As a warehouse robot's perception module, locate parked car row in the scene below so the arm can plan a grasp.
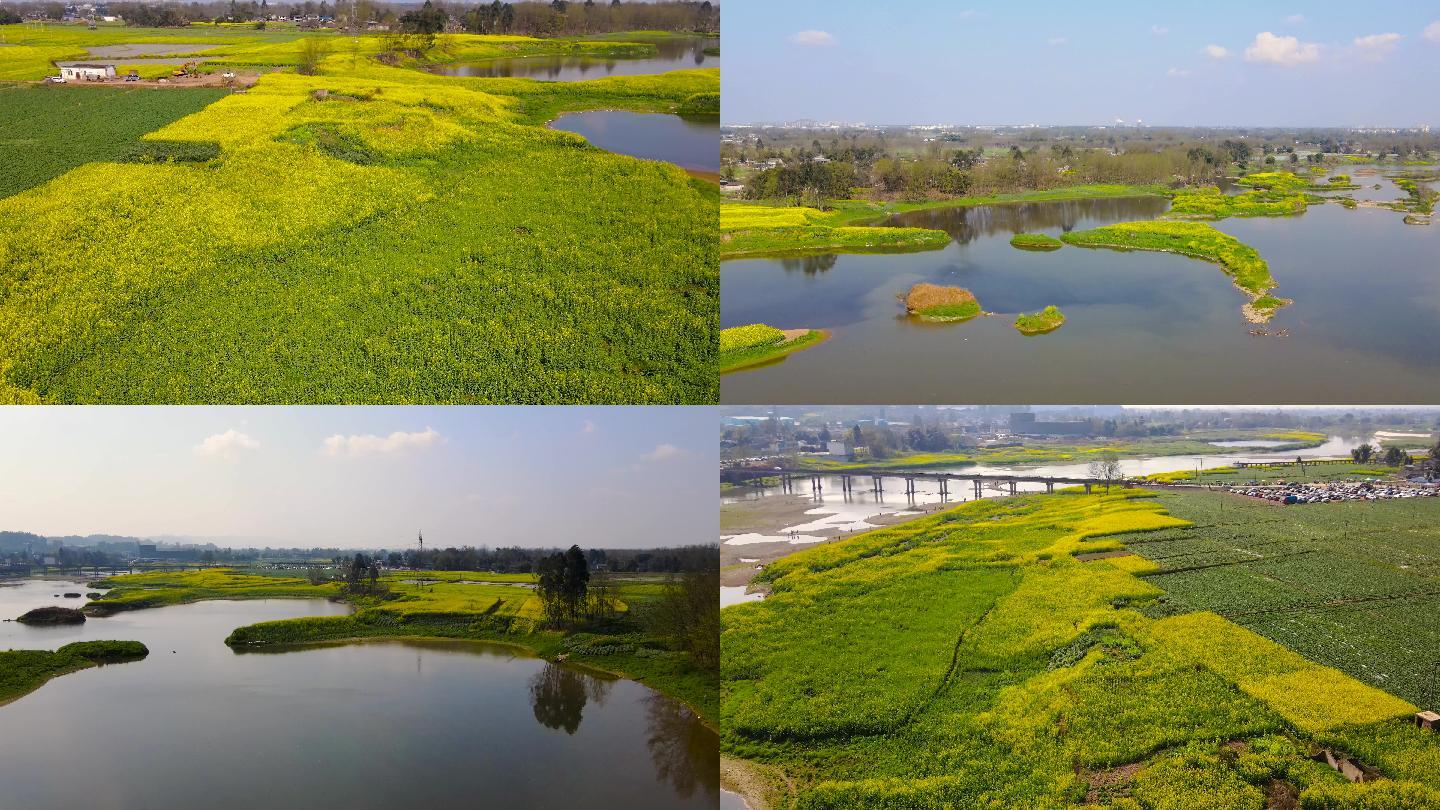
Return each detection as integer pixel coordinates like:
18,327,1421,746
1229,481,1439,504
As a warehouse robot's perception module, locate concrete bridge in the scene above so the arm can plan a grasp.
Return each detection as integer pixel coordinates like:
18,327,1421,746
722,466,1130,499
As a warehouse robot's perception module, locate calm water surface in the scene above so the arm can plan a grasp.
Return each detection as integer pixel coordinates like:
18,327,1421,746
433,36,717,79
0,580,717,810
722,177,1440,403
551,110,718,174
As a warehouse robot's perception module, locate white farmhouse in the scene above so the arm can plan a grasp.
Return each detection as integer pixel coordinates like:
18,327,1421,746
59,63,116,81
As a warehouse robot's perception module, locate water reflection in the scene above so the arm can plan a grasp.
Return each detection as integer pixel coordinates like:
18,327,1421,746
888,196,1170,244
529,660,614,734
779,254,839,274
644,691,721,800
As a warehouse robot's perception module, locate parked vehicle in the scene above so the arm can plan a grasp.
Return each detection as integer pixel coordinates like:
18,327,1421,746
45,75,65,83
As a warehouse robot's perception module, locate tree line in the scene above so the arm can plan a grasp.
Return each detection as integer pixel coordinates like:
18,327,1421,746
3,0,717,33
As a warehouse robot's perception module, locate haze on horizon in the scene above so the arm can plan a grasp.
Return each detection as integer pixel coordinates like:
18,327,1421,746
722,0,1440,128
0,407,716,550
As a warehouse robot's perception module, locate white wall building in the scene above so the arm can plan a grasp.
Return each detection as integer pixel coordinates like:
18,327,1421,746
59,64,116,81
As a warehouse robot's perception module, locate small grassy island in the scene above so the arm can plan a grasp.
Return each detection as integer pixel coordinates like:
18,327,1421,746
0,641,148,707
1014,305,1066,335
903,283,983,322
1059,221,1288,323
1009,233,1063,251
720,203,949,259
718,323,828,374
16,606,86,625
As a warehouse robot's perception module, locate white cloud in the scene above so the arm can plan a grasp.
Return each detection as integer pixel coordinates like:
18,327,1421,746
1284,14,1305,25
1166,67,1192,78
642,443,688,462
1426,21,1440,44
581,420,597,435
194,429,259,459
1151,25,1169,36
1244,31,1320,66
1353,32,1401,60
1048,36,1068,46
788,30,835,46
957,9,981,19
1204,44,1230,59
321,427,442,457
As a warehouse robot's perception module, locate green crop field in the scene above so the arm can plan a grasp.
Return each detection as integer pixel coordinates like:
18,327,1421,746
0,27,718,404
1115,491,1440,707
722,491,1440,809
0,85,229,198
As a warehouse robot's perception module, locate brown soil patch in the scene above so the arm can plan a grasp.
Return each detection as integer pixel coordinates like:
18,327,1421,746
1083,763,1142,803
904,283,976,314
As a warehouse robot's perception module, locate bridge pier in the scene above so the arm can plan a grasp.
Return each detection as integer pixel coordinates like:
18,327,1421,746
939,478,949,499
1046,482,1054,494
1009,481,1017,496
1084,482,1092,494
811,475,822,495
973,479,983,500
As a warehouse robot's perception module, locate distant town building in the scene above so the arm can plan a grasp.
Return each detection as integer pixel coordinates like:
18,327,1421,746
826,440,849,458
1009,412,1090,437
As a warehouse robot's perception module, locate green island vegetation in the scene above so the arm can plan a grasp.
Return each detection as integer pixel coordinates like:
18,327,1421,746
1141,462,1404,485
87,561,719,723
1392,176,1438,215
1058,221,1288,323
1014,305,1066,335
796,429,1330,472
722,489,1440,809
0,23,718,405
903,283,982,323
0,640,149,707
718,323,828,374
1009,233,1063,251
1165,185,1308,219
719,203,949,259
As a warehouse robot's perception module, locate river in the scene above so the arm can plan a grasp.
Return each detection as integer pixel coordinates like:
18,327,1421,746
551,110,719,175
721,170,1440,403
0,579,718,810
720,433,1374,546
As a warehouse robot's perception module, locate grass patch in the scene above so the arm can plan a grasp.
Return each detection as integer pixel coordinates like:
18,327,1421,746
1014,305,1065,335
718,325,826,374
1059,220,1283,322
0,640,148,706
904,283,981,322
1009,233,1062,251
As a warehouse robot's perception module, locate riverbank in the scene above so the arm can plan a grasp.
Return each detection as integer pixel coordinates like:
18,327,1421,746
719,185,1168,260
86,568,718,726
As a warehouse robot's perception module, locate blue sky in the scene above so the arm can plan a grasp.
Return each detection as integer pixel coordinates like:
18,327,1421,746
722,1,1440,126
0,407,716,549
